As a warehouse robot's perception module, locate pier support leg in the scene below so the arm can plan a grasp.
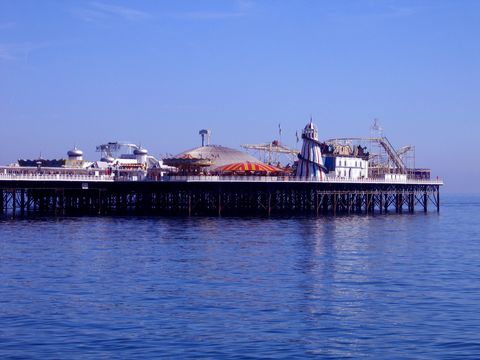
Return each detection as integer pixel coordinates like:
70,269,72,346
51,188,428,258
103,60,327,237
12,189,16,218
356,194,362,213
268,191,271,217
53,190,58,216
20,189,25,217
27,191,31,214
366,194,372,214
436,188,440,213
333,194,337,215
218,190,222,217
188,193,192,216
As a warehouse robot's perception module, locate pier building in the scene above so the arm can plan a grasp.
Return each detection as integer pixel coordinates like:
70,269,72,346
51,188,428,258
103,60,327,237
322,143,369,179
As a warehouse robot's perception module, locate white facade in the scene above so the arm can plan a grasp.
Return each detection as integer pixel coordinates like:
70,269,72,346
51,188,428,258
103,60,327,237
384,174,407,182
330,157,368,179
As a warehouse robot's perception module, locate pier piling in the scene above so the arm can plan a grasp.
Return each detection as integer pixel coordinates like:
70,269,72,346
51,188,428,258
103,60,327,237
0,179,442,217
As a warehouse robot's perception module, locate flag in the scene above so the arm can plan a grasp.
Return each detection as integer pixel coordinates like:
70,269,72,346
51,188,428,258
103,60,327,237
296,131,299,143
278,123,282,137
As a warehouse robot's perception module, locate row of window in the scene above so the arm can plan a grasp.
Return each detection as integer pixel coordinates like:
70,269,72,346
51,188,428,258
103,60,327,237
336,169,366,177
336,159,366,168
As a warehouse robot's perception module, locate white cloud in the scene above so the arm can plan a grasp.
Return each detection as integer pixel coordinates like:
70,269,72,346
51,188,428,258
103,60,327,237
174,11,245,20
0,42,49,62
172,0,254,20
90,2,150,21
72,2,150,23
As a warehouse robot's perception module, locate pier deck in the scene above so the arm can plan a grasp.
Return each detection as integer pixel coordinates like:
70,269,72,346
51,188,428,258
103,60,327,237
0,174,442,217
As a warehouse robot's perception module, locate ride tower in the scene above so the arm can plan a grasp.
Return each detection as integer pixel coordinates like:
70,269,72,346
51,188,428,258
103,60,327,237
296,119,327,179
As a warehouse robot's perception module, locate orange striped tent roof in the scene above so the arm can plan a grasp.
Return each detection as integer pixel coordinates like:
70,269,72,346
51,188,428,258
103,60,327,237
215,161,282,173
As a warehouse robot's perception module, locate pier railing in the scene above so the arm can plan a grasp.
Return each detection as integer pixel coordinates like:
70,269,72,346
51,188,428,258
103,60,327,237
0,173,115,182
160,175,443,185
0,172,443,185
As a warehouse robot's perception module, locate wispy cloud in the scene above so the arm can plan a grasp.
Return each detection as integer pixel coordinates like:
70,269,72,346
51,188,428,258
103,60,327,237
0,45,15,60
372,3,418,18
0,22,15,30
325,1,424,21
172,0,254,20
174,11,245,20
90,2,150,20
0,42,49,62
71,2,150,23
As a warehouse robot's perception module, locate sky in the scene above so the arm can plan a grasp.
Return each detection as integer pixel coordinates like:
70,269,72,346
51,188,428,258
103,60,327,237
1,0,479,193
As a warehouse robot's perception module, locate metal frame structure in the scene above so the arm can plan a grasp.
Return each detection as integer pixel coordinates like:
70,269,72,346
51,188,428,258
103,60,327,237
241,141,298,164
0,179,440,218
325,137,421,177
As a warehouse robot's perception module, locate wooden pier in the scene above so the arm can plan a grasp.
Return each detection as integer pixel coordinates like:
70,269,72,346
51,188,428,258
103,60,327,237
0,176,441,217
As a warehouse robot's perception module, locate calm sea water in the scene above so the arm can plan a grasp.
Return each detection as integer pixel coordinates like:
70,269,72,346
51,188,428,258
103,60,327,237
1,195,480,359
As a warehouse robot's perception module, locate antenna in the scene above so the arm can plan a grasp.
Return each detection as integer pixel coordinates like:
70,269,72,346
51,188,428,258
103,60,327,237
371,118,383,137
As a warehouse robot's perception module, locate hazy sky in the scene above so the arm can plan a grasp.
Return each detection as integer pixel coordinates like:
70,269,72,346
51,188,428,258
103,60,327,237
1,0,479,193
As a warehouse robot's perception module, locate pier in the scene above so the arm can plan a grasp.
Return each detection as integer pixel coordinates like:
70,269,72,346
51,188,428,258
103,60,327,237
0,120,443,217
0,174,441,217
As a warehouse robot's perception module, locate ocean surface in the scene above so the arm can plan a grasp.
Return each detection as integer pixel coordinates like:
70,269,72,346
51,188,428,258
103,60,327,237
1,194,480,359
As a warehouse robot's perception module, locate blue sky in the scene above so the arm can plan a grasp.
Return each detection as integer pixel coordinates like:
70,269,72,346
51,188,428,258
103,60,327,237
1,0,479,192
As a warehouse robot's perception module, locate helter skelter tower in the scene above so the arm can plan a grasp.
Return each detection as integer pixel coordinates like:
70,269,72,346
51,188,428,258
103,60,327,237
296,119,327,179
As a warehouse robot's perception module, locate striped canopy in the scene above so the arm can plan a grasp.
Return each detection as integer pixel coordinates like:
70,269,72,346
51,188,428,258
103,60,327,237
215,161,282,173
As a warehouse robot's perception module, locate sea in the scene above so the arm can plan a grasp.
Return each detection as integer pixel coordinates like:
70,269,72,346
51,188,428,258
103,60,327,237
1,194,479,359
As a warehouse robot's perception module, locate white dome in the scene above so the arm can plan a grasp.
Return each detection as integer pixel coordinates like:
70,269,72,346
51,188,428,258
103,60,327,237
175,145,260,170
134,148,148,156
101,156,115,163
67,148,83,157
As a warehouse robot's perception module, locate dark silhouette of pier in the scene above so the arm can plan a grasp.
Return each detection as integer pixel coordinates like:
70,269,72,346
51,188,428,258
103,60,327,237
0,177,440,217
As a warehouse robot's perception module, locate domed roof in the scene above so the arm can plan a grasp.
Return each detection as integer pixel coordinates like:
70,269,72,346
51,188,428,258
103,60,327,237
101,156,115,163
303,119,319,141
215,161,281,173
304,119,317,130
67,148,83,157
175,145,260,170
134,148,148,155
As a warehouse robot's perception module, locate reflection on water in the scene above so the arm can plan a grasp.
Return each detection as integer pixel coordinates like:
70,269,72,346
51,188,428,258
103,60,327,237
1,196,480,358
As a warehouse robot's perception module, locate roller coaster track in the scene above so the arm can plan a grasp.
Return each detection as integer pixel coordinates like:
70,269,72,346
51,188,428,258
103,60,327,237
325,137,407,174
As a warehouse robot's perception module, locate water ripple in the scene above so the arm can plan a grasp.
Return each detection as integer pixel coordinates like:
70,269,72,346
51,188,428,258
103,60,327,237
1,195,480,358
